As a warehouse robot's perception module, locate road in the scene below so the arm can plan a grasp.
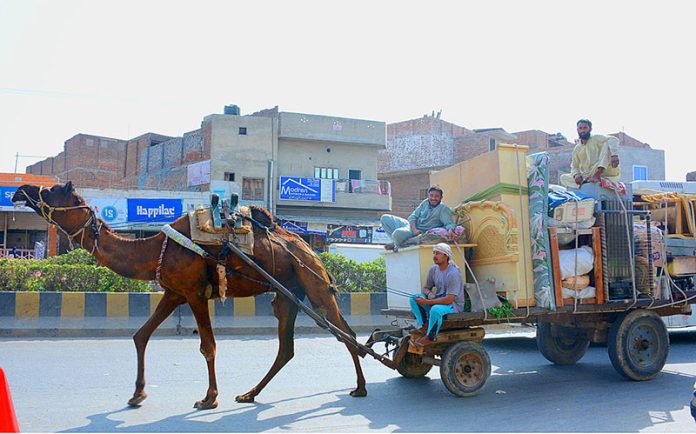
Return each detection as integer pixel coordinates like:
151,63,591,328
2,330,695,432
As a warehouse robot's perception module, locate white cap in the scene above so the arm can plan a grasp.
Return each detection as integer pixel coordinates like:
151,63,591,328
432,243,452,258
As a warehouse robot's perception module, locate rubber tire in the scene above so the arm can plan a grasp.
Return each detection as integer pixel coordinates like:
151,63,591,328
396,342,433,378
536,322,590,365
608,309,669,381
440,341,491,397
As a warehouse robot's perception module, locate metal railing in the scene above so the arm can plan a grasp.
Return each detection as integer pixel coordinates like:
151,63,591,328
335,179,391,195
0,248,37,259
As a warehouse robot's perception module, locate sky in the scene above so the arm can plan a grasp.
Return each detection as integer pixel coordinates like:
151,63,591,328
1,0,694,180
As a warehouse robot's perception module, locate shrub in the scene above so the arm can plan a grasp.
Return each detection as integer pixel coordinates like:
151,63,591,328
319,252,386,293
0,249,151,292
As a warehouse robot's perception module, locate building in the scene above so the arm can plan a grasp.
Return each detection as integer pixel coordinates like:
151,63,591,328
27,106,391,250
378,114,666,217
0,173,59,258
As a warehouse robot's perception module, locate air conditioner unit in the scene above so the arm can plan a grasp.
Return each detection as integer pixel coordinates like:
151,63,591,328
631,180,696,194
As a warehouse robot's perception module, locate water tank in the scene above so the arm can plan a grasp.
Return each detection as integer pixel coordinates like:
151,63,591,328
224,105,240,116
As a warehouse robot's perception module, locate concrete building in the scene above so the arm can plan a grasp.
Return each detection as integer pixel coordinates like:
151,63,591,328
378,114,666,218
27,106,390,250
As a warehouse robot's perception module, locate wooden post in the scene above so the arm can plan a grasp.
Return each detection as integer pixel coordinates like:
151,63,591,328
592,227,604,305
48,224,58,257
549,227,564,307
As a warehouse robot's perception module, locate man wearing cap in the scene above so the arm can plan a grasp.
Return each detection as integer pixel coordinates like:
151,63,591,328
409,243,466,347
380,186,457,251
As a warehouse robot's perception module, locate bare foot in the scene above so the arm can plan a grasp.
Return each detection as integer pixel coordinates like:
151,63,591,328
384,243,395,251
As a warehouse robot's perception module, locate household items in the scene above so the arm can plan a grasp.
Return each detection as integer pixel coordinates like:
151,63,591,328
558,246,594,280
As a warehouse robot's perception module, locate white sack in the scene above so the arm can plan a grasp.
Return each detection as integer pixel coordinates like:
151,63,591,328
562,286,596,300
559,245,594,279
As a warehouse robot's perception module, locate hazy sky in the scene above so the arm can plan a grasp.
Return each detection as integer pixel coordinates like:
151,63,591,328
1,0,694,180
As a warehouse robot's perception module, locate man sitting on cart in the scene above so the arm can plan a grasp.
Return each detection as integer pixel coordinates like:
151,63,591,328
559,118,621,189
409,243,466,347
380,186,460,251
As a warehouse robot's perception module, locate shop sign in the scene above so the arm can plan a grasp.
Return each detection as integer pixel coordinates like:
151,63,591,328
371,227,392,244
279,177,335,202
127,198,182,223
83,197,128,225
0,186,18,207
280,220,327,236
326,225,372,244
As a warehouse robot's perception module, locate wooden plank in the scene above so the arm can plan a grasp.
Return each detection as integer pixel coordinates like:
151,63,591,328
592,227,605,305
549,227,564,307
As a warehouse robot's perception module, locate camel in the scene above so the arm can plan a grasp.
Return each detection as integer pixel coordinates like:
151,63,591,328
12,182,367,409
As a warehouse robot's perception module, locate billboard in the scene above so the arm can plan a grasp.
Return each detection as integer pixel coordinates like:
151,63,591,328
127,198,183,223
279,177,335,202
83,197,128,226
0,186,17,207
187,160,211,187
326,225,372,244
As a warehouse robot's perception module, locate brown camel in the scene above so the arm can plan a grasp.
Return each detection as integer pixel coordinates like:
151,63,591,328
12,182,367,409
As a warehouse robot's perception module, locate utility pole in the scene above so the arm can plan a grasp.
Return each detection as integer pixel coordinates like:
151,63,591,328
14,153,47,174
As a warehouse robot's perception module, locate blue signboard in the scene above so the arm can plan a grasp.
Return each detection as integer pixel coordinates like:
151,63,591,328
279,177,335,202
127,198,182,223
0,186,18,207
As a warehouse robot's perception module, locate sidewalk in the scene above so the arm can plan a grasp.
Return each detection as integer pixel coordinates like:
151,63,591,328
0,313,397,338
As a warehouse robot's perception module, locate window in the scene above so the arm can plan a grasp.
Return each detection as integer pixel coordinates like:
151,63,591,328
224,172,235,182
238,127,247,135
633,165,648,181
348,169,362,180
242,177,264,201
489,138,496,152
314,167,339,179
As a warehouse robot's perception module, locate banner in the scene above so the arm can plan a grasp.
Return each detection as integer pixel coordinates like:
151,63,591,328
187,160,211,187
279,177,335,202
0,186,18,207
127,198,182,223
326,225,372,244
83,197,128,225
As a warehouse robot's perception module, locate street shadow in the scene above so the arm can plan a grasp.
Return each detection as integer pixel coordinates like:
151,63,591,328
63,337,695,432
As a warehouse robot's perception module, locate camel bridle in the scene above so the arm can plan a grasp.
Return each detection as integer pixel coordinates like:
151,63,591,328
19,186,103,253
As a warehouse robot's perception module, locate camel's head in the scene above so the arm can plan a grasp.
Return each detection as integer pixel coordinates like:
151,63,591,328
12,182,88,229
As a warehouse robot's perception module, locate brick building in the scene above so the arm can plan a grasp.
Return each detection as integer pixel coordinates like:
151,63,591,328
26,106,391,250
378,114,665,218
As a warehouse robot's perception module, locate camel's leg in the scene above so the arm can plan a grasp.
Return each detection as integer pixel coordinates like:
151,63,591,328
188,295,219,410
321,299,367,397
236,293,300,403
128,290,184,407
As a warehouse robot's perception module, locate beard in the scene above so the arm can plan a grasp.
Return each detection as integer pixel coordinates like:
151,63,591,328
578,132,591,141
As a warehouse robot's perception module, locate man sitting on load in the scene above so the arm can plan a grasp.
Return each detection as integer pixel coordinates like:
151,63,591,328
560,118,620,189
380,186,459,251
409,243,466,348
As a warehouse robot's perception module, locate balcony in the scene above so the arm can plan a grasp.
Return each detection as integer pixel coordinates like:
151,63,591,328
277,178,391,211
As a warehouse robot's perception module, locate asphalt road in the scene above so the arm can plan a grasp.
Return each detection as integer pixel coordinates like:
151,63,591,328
2,330,695,432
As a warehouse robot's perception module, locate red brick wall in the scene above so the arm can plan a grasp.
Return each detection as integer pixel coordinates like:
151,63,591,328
379,171,432,218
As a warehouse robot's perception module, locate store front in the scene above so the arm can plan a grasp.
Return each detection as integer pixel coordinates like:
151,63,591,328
0,174,59,258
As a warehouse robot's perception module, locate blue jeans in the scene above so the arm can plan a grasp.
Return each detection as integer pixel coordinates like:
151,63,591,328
409,294,454,340
380,214,414,248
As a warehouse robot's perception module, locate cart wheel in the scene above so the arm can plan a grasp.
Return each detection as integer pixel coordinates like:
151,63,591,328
440,341,491,397
536,323,590,365
396,341,433,378
608,309,669,381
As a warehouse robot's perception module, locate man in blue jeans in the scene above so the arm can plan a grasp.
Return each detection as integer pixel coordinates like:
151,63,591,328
409,243,466,347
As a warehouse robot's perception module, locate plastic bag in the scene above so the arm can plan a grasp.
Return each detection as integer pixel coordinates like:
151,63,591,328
558,245,594,279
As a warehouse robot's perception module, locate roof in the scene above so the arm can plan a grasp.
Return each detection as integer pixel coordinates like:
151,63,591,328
0,173,59,187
